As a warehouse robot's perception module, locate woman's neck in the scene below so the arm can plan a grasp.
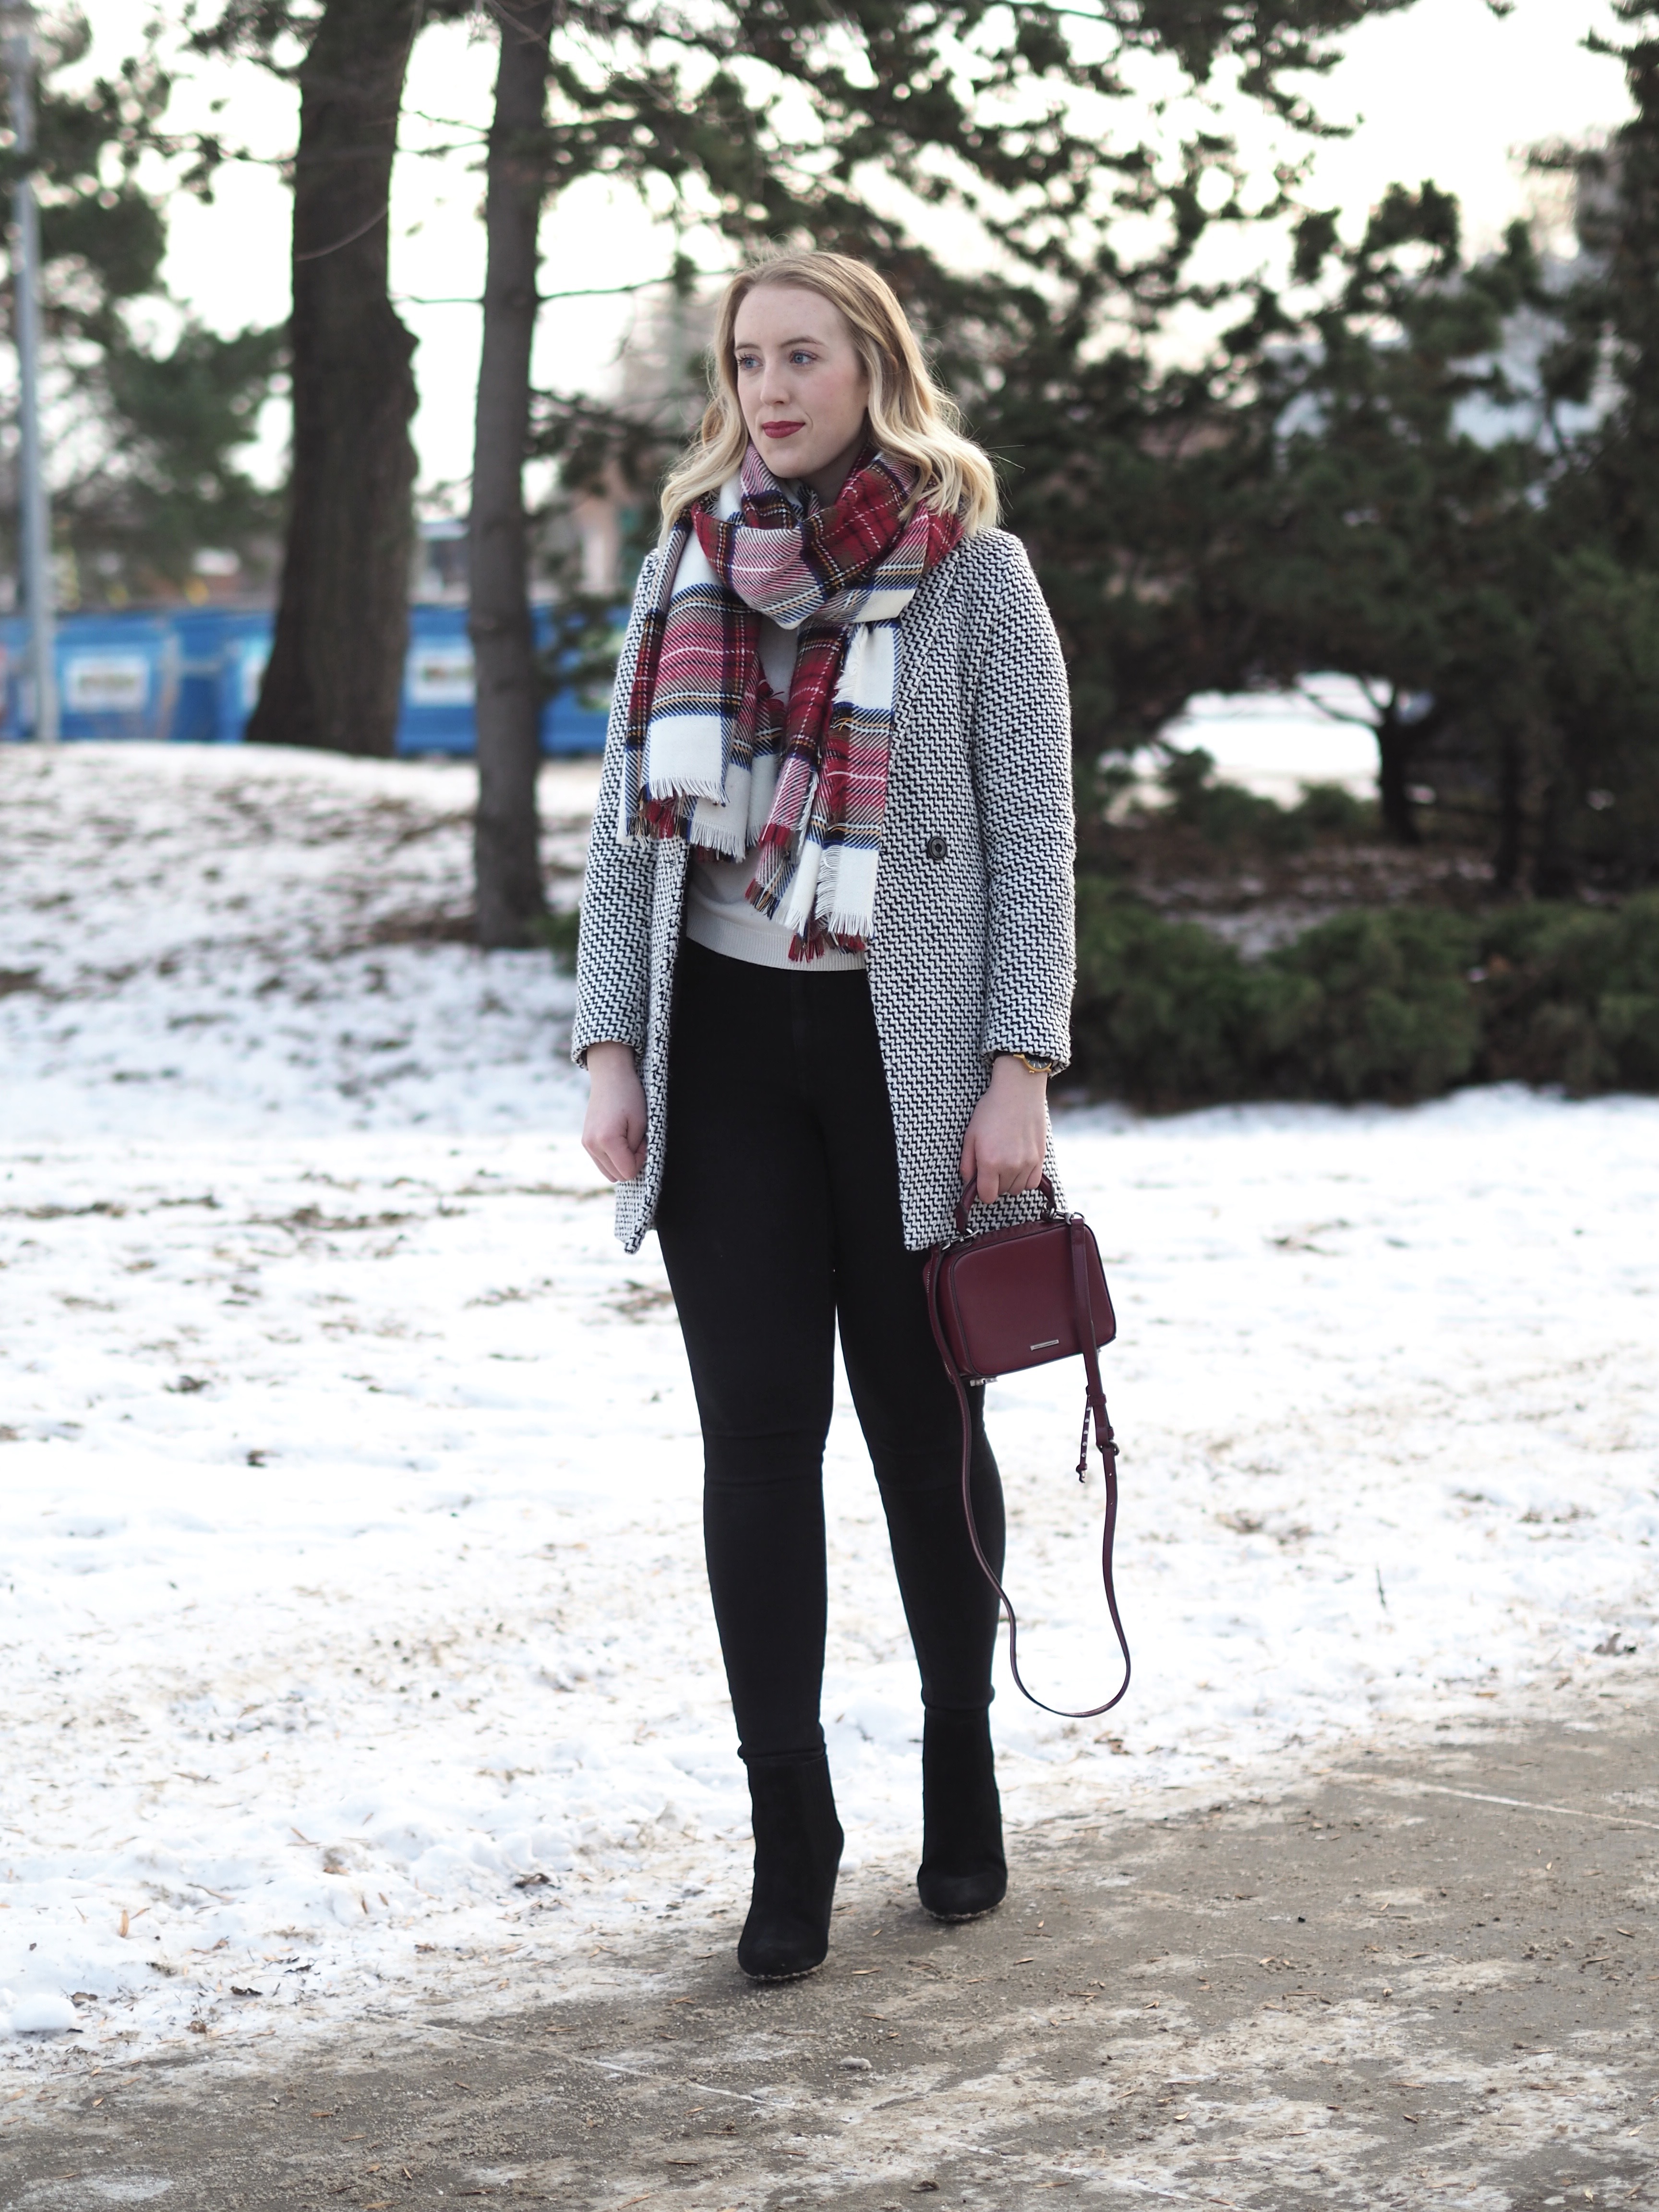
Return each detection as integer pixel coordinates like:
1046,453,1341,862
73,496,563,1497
799,423,870,506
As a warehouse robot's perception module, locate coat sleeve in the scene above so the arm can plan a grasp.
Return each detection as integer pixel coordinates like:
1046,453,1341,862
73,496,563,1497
967,537,1076,1071
570,554,659,1066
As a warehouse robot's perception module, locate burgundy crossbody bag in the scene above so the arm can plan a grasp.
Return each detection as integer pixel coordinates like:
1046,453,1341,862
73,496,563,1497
924,1176,1130,1719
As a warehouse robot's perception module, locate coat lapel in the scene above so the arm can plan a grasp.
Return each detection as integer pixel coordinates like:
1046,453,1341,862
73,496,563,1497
891,538,966,739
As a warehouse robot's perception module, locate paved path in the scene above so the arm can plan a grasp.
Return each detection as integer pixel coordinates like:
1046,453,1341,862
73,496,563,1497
4,1689,1656,2210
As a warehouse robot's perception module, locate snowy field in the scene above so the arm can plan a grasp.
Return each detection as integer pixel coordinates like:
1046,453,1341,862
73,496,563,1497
1156,675,1381,805
1,742,1655,2072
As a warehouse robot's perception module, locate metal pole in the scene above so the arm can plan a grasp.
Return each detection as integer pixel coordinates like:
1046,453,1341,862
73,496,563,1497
6,3,54,744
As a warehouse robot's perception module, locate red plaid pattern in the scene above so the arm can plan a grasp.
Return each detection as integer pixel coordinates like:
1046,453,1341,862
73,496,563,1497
621,445,962,958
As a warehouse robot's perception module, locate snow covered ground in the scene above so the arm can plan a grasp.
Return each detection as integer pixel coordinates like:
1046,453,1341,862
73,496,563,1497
2,742,1655,2074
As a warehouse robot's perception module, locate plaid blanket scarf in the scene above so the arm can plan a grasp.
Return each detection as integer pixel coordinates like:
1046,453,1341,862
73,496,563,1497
619,443,962,961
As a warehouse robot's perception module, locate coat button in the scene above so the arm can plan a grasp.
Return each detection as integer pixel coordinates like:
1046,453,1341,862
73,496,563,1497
925,834,948,862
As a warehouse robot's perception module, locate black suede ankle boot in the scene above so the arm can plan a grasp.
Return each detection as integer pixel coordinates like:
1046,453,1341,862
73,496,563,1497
916,1706,1007,1922
736,1750,844,1981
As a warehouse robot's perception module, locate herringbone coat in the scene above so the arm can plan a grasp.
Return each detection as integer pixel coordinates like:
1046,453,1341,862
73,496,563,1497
572,525,1075,1255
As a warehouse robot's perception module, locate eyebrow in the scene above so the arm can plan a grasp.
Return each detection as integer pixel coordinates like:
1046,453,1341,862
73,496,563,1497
734,335,823,349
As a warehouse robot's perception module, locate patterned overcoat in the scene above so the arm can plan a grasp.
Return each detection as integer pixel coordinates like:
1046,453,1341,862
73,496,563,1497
572,525,1076,1255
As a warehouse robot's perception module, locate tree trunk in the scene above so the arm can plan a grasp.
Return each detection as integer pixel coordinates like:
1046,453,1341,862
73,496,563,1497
1532,760,1577,899
471,1,556,949
1493,724,1524,896
1376,709,1420,846
247,0,419,757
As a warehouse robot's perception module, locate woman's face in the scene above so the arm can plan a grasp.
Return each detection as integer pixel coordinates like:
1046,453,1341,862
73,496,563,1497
731,284,872,500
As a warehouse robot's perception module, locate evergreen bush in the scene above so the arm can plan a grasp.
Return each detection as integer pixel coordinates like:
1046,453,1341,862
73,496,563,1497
1258,907,1481,1103
554,885,1659,1106
1071,883,1257,1107
1157,746,1312,852
1477,893,1659,1092
1292,782,1380,838
1144,748,1382,851
1068,889,1659,1106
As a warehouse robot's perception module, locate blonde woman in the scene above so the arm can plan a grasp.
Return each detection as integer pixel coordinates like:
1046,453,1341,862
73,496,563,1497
575,251,1074,1980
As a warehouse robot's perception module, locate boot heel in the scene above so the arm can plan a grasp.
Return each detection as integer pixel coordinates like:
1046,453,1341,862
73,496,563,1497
737,1750,843,1980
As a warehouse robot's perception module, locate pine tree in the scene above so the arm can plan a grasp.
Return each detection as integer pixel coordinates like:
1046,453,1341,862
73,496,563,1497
1522,1,1659,891
0,9,281,604
1227,187,1549,855
993,32,1659,899
459,0,1419,933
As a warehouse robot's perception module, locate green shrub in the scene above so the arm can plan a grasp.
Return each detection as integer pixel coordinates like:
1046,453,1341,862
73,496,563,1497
1071,879,1257,1107
1292,781,1380,837
1156,745,1313,853
553,876,1659,1106
1476,891,1659,1091
1150,750,1381,852
1069,890,1659,1106
1259,907,1481,1103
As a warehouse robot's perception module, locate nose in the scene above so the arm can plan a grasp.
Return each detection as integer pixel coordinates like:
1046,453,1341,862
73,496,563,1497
757,353,793,409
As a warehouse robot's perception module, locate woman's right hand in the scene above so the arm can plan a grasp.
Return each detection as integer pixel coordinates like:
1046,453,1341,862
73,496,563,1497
582,1042,649,1183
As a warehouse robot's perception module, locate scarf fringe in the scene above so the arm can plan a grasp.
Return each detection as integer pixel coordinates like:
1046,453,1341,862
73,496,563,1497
783,919,867,964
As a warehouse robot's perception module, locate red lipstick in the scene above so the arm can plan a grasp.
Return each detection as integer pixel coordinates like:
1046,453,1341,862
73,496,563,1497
761,420,805,438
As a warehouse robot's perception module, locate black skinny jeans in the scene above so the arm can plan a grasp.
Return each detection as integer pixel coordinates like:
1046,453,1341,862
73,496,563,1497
655,938,1006,1764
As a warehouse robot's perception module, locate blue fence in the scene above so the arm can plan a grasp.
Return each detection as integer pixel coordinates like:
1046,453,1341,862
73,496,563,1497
0,604,613,756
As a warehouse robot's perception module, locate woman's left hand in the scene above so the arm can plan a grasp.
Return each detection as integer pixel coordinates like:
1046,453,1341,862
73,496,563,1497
960,1055,1049,1205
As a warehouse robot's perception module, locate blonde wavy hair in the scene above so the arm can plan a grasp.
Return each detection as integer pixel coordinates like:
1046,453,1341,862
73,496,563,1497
658,251,999,541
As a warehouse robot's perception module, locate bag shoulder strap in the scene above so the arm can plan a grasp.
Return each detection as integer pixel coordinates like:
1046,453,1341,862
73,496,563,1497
925,1221,1131,1722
